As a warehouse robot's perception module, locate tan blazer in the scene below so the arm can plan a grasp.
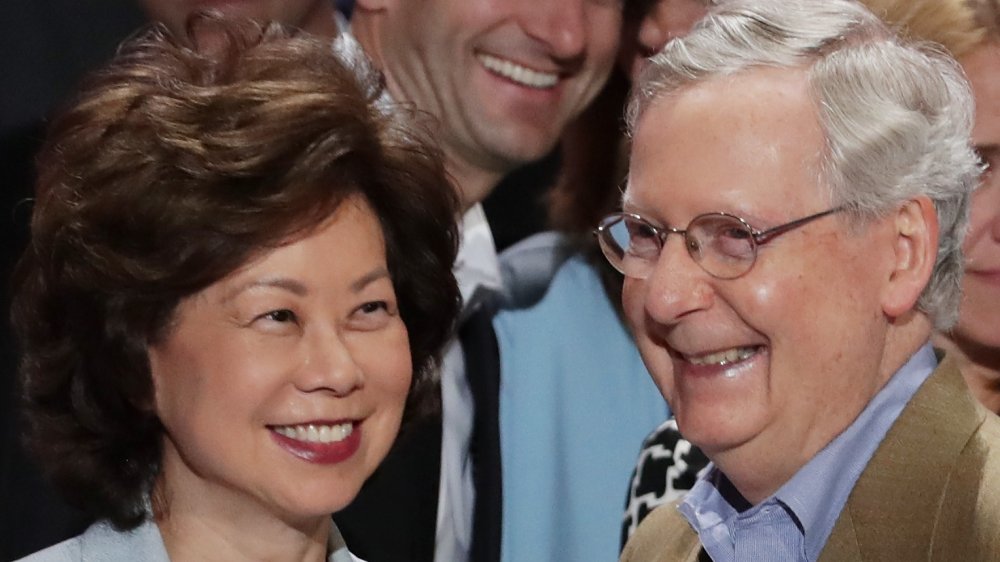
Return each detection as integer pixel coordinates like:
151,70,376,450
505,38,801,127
621,356,1000,562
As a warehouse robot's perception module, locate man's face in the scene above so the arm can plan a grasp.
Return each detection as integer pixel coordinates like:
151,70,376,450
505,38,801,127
622,68,899,498
139,0,337,38
369,0,623,175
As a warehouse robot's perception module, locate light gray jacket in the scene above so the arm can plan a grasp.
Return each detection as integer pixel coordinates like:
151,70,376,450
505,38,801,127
17,519,363,562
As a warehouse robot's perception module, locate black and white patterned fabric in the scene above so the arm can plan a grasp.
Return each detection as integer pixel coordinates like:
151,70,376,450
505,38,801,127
621,419,710,549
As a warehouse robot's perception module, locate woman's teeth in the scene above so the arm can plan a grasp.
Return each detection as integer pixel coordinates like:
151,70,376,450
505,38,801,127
687,346,758,367
273,423,353,444
477,53,559,89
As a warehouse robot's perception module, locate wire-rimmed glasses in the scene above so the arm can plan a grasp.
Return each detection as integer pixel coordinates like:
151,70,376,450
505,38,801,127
595,207,843,280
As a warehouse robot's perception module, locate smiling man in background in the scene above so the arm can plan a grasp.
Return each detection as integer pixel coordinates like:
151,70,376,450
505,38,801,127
342,2,622,561
597,0,1000,560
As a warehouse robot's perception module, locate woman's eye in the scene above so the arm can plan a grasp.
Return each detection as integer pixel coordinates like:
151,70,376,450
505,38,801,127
358,301,389,315
260,309,297,324
349,300,396,331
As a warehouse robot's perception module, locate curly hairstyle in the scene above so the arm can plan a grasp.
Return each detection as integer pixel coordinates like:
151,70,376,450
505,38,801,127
11,16,460,530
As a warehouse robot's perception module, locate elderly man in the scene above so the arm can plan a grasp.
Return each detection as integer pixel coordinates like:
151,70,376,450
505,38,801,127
595,0,1000,560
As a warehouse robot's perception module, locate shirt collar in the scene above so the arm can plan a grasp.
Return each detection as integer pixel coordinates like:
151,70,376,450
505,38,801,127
454,203,503,314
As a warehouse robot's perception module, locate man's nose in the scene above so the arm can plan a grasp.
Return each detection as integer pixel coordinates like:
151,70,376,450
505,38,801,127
642,235,715,324
518,0,589,61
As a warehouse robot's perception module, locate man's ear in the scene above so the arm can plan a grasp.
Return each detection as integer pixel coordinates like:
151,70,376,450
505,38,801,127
881,196,939,318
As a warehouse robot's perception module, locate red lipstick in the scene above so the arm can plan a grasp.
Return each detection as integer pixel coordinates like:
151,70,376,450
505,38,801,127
269,422,361,465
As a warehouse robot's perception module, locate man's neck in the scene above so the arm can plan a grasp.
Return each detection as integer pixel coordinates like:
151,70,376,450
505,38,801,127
443,152,504,212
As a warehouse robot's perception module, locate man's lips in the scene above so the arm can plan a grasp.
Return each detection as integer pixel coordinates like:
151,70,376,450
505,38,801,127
476,52,560,89
668,345,765,379
681,346,761,367
269,420,362,464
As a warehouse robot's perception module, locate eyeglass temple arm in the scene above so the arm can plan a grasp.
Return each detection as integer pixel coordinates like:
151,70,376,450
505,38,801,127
752,206,844,244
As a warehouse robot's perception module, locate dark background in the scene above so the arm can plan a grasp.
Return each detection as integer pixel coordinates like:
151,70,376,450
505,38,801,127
2,4,147,560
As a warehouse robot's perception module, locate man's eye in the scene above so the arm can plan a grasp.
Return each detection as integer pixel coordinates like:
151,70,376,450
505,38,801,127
975,145,997,179
720,226,752,240
626,219,659,240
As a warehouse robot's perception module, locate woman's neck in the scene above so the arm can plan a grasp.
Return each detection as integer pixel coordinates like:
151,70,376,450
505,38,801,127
153,461,331,562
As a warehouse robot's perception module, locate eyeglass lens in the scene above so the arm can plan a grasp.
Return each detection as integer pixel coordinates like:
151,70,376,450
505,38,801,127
601,214,757,279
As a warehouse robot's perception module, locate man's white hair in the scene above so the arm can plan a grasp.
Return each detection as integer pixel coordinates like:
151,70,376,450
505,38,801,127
627,0,980,329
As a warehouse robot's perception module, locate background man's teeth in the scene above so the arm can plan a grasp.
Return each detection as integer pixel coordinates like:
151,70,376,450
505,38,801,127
479,54,557,88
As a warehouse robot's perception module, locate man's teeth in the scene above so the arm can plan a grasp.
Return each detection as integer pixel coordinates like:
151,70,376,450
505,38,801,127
274,423,353,444
478,54,559,89
687,347,758,367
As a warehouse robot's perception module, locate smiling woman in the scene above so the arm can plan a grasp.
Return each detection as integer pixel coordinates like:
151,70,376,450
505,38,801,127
11,15,459,562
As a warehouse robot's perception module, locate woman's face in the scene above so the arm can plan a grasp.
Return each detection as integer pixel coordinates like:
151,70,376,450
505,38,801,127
149,195,412,524
953,40,1000,352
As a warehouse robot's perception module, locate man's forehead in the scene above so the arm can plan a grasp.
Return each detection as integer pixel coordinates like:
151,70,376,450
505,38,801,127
625,67,825,209
655,67,812,121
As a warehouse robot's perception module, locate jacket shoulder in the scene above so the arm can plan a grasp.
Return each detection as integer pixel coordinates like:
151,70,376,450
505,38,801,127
14,537,82,562
620,502,700,562
931,411,1000,561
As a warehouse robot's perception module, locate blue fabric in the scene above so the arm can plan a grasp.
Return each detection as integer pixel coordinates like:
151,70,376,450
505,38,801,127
679,344,938,562
494,240,668,562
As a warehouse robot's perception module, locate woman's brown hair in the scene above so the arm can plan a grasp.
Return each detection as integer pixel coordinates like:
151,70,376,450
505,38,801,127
12,15,460,529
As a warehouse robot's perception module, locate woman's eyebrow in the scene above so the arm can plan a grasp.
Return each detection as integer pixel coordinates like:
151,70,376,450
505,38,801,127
351,267,391,293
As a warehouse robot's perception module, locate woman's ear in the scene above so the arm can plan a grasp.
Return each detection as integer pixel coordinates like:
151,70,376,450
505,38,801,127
880,196,939,318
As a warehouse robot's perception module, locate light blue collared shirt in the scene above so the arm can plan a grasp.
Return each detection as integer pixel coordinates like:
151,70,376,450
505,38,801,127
679,344,938,562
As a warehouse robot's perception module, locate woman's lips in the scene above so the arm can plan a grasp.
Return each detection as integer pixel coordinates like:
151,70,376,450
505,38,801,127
965,268,1000,286
269,421,362,464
